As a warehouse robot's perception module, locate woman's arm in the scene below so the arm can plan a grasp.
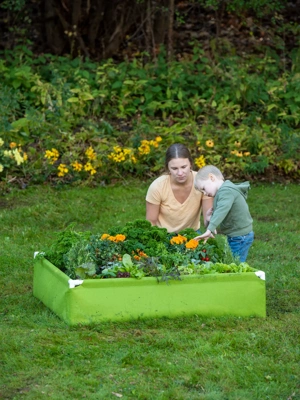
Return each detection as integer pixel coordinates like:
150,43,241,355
146,201,160,227
202,196,214,227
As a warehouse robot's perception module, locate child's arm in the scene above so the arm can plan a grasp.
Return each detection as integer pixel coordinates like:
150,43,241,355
204,192,234,234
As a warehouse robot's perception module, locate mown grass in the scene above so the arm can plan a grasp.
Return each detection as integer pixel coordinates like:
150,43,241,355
0,181,299,400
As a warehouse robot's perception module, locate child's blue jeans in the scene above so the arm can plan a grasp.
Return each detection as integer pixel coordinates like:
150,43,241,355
227,231,254,262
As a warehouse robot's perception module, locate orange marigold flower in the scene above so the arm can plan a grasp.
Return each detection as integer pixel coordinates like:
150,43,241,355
185,239,199,250
9,142,17,149
115,234,126,242
101,233,110,240
170,235,188,245
107,235,117,242
138,250,148,258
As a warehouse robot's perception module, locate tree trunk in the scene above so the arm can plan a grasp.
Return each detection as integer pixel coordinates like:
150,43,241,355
167,0,174,61
145,0,152,57
87,0,105,54
44,0,67,54
152,0,168,54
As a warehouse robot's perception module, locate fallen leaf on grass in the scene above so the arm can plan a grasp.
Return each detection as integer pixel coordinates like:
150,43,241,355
112,392,123,398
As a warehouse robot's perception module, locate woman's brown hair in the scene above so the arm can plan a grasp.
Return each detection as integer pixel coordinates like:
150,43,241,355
165,143,193,170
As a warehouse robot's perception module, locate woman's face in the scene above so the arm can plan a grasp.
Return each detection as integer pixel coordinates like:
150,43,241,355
168,158,191,184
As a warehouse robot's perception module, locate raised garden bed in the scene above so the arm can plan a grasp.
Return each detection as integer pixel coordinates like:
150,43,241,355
33,257,266,325
33,220,266,324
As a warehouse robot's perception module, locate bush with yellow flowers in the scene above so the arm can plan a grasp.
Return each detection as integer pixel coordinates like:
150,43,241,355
42,135,164,184
1,48,300,189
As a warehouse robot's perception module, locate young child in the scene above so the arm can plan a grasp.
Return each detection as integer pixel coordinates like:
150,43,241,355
194,165,254,262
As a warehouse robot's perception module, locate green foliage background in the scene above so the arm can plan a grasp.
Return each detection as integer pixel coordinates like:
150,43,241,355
0,43,300,192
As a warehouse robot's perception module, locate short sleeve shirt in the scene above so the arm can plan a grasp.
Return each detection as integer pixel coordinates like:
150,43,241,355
146,171,207,233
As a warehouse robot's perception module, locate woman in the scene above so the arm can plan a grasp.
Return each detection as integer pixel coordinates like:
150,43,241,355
146,143,213,233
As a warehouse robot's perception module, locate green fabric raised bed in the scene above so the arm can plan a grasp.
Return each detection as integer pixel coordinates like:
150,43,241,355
33,257,266,325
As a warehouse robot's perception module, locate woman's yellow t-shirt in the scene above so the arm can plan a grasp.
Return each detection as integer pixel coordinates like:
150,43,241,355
146,171,208,233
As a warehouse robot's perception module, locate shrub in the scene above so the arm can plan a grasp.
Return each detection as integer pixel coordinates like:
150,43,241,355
0,46,299,190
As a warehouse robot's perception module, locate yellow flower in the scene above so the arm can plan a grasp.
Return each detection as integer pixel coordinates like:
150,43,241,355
101,233,110,240
138,140,151,155
45,148,59,164
234,141,241,147
205,140,214,148
244,152,250,156
0,164,3,172
23,152,28,161
57,163,68,177
85,146,96,160
185,239,199,250
230,150,243,157
12,148,24,165
84,162,97,175
194,155,206,169
44,150,52,159
3,150,12,158
9,142,17,149
155,136,162,142
108,146,133,163
71,161,83,172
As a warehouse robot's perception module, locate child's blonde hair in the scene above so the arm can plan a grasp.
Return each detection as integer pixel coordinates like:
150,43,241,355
195,165,224,181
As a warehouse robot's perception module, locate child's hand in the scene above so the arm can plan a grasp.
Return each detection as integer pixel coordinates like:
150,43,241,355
194,229,215,243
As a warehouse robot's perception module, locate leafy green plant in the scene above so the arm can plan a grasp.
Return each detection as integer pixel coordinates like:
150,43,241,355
41,219,253,281
42,224,91,271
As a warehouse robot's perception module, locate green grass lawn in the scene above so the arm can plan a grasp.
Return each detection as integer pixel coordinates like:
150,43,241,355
0,181,299,400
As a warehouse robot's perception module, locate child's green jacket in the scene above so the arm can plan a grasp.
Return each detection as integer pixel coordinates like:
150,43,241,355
207,180,253,237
